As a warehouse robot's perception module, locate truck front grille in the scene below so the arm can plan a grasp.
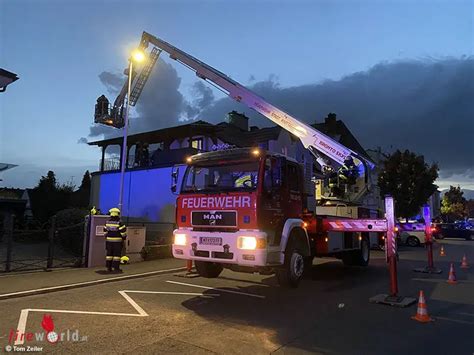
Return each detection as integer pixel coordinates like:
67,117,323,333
193,227,238,233
194,250,209,257
212,251,234,260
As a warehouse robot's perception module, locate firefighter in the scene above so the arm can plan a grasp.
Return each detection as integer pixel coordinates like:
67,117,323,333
95,95,109,119
338,156,359,185
103,207,127,272
134,142,142,167
141,142,150,167
234,174,252,188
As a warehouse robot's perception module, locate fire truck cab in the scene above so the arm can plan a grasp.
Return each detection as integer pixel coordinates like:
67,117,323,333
172,147,370,287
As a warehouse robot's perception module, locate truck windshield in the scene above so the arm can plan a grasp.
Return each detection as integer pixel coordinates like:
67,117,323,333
181,161,259,193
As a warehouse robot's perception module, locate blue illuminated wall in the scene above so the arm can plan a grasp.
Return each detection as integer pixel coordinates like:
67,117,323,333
91,166,185,223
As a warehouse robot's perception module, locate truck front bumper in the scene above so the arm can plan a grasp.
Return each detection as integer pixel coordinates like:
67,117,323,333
172,229,268,267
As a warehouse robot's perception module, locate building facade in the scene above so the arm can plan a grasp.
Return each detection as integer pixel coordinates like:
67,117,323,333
88,112,374,226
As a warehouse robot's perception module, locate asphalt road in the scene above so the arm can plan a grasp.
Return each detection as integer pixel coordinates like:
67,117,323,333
0,239,473,355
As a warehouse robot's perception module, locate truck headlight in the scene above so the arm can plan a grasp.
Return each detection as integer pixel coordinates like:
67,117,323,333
238,236,266,250
238,236,257,250
174,233,187,246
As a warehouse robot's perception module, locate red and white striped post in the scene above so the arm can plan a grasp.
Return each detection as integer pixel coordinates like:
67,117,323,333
424,205,434,269
369,196,416,307
414,205,442,274
384,196,398,296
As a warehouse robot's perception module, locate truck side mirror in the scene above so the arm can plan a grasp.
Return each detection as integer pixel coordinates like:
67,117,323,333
171,166,179,194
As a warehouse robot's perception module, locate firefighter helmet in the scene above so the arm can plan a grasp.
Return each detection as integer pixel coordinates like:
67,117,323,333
109,207,121,217
120,256,130,264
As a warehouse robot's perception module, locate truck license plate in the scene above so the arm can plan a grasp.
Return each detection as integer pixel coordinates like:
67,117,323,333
199,237,222,246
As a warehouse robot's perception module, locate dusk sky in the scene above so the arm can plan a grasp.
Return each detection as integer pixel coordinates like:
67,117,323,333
1,0,473,189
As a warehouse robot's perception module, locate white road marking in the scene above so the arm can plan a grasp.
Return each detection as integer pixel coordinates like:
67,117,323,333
412,278,474,284
123,290,221,297
118,291,149,316
13,290,215,345
458,312,474,317
166,280,266,299
15,309,30,345
436,316,474,325
0,267,186,299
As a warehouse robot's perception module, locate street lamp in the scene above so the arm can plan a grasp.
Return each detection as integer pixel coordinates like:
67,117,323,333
118,49,145,212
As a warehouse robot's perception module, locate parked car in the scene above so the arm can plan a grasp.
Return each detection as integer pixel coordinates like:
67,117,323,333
399,230,425,247
433,223,472,240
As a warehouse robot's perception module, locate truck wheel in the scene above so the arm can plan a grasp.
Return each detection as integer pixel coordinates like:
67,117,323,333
276,245,305,288
194,261,223,278
343,235,370,266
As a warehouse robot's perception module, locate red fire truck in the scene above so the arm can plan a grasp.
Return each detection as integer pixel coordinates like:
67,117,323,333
106,32,394,288
173,147,384,287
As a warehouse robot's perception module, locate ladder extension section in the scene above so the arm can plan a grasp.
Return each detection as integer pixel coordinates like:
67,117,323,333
129,47,161,107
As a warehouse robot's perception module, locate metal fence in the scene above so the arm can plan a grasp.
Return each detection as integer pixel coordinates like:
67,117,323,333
0,214,85,273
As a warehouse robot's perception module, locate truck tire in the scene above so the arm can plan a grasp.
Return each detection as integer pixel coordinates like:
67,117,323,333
276,243,305,288
342,235,370,267
194,261,223,278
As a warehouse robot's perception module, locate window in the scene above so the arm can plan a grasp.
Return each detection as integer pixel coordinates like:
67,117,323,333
191,138,203,150
182,161,259,193
288,163,299,191
264,158,283,192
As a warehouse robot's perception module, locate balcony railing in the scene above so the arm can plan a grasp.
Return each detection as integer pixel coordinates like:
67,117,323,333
102,157,120,171
99,147,200,172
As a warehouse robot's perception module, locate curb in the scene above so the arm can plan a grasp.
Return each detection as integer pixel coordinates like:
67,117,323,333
0,267,187,300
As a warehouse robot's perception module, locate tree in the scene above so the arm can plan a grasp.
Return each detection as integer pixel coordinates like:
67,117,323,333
441,186,467,221
467,200,474,218
30,171,60,223
71,171,91,208
378,150,438,220
37,170,57,192
29,171,76,223
80,170,91,191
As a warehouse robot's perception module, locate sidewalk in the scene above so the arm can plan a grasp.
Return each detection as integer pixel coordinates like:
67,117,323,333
0,258,186,299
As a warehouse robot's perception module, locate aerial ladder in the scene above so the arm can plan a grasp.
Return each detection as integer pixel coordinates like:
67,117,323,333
98,31,375,202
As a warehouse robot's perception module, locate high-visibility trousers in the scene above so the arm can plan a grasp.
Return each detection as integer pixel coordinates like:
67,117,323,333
106,240,123,270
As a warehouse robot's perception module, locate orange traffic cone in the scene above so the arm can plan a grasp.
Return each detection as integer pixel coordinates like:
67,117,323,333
447,263,457,284
411,290,433,323
439,246,446,257
186,259,193,273
460,255,469,269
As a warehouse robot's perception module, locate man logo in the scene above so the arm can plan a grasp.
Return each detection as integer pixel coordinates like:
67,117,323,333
203,213,223,220
192,211,236,227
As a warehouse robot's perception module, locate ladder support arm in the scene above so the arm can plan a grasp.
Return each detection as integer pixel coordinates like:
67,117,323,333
139,31,373,168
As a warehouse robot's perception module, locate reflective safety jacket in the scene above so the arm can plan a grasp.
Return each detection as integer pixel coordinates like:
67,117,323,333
103,218,127,242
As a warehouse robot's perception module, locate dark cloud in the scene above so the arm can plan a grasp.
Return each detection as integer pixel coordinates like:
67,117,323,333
197,57,474,177
88,58,216,139
77,137,88,144
98,71,123,95
88,56,473,182
191,81,214,110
